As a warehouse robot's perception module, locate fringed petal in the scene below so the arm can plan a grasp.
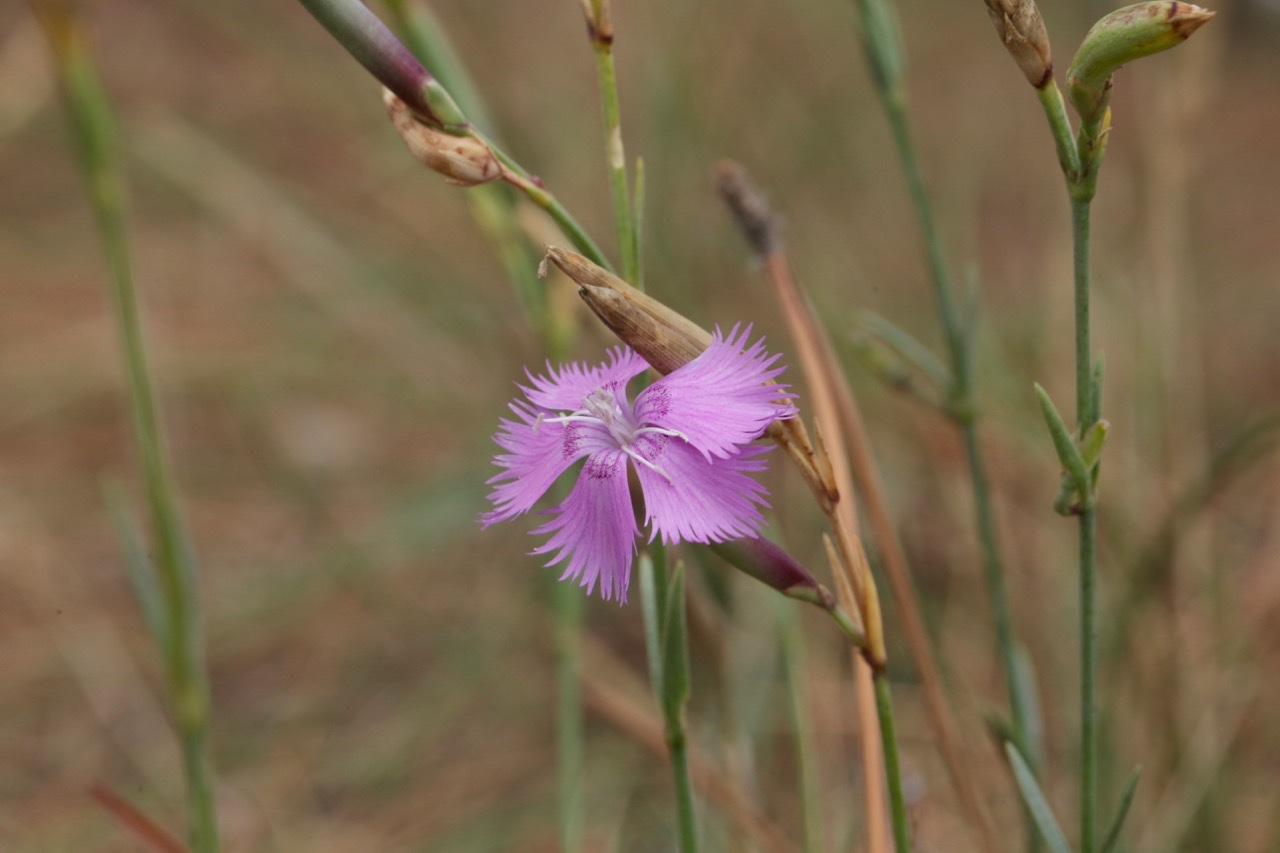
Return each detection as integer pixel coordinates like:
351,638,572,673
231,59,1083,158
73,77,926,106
634,325,797,460
482,400,613,525
530,450,639,602
634,440,772,545
521,347,648,413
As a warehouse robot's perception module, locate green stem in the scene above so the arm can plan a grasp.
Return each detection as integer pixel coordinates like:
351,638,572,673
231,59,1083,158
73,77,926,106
1072,195,1099,853
780,606,823,853
668,704,700,853
479,132,613,271
1036,83,1082,182
874,671,911,852
552,580,586,853
587,15,639,284
883,97,964,374
883,79,1036,781
640,549,700,852
43,14,219,851
1072,198,1095,428
964,426,1035,759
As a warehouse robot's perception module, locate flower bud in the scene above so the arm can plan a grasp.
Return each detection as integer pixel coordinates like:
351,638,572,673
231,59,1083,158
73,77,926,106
710,538,836,609
384,89,501,186
984,0,1054,88
1067,1,1214,128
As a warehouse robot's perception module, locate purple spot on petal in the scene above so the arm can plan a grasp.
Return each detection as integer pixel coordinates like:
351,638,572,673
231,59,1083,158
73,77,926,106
584,455,618,480
562,424,581,459
644,385,672,420
635,433,669,462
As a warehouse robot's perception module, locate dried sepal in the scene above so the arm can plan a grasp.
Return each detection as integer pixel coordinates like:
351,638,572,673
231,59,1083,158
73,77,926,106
542,246,711,373
384,89,500,187
985,0,1054,88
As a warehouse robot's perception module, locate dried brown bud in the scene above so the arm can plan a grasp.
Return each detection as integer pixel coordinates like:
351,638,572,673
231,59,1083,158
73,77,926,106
383,89,500,187
985,0,1054,88
540,247,711,375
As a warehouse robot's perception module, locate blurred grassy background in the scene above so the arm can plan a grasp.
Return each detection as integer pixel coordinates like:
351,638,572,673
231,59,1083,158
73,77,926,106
2,0,1278,849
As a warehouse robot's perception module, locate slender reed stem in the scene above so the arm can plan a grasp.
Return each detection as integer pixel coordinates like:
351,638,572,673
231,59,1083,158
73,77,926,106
1071,195,1099,853
873,672,911,853
39,11,219,851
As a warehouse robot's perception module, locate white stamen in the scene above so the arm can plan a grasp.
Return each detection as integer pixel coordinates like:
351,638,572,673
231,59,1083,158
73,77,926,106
622,444,674,484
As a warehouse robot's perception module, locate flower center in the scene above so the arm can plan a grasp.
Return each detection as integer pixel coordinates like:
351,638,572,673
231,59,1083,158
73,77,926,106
582,387,637,446
546,384,690,483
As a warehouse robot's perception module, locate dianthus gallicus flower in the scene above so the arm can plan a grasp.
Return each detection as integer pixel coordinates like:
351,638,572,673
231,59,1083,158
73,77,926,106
483,326,797,602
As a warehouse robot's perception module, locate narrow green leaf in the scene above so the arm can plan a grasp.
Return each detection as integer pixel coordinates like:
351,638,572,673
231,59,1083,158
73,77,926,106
1089,353,1105,431
638,552,663,702
960,265,982,361
1035,383,1092,507
1005,741,1074,853
854,0,906,97
1011,643,1045,773
106,486,169,659
859,310,952,393
660,560,691,724
1100,766,1142,853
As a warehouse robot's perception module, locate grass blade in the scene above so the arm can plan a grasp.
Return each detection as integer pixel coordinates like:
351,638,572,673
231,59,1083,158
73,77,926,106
1005,741,1073,853
1101,766,1141,853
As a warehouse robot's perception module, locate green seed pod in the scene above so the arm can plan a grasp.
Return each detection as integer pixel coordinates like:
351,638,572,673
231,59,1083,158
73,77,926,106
1067,1,1214,129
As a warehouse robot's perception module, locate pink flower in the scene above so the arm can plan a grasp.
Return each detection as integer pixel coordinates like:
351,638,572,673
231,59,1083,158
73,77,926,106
483,326,797,602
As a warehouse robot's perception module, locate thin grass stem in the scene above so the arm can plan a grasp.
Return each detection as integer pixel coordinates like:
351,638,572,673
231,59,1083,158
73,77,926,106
877,37,1035,783
39,10,219,851
877,55,1034,847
